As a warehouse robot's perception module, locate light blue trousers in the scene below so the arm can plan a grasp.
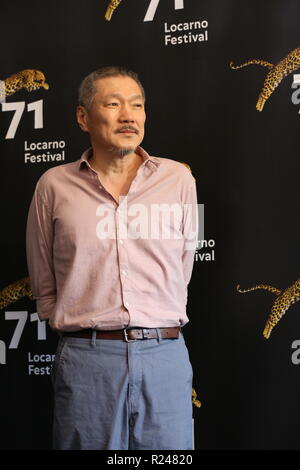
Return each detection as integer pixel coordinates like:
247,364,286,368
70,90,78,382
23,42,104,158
52,331,193,450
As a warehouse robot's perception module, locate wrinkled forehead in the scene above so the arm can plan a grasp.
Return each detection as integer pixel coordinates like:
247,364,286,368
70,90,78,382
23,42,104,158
93,75,145,101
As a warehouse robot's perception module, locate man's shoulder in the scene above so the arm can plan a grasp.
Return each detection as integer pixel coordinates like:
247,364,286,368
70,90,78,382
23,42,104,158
152,155,195,180
36,160,79,187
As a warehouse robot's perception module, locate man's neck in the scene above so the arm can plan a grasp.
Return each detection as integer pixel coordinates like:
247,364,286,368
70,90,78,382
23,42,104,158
89,147,143,178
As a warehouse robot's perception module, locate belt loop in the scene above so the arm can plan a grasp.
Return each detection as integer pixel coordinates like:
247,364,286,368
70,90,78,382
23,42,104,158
156,328,162,343
91,329,97,347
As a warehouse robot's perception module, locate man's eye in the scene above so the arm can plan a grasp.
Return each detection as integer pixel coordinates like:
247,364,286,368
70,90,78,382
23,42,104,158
107,102,118,107
133,103,143,108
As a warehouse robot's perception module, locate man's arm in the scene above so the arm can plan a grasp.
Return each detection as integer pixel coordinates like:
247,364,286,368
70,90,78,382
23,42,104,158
26,182,56,320
182,176,198,286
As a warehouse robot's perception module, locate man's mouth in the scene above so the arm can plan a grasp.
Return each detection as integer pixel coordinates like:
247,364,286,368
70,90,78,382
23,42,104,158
116,126,139,134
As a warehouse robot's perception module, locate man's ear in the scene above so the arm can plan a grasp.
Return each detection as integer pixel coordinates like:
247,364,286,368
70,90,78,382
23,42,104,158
76,105,89,132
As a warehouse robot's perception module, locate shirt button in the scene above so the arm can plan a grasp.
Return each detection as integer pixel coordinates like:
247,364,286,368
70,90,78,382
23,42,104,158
122,270,127,275
125,302,130,308
119,239,123,244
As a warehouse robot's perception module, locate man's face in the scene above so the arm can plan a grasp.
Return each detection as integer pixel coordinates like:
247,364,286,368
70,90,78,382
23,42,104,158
77,75,146,156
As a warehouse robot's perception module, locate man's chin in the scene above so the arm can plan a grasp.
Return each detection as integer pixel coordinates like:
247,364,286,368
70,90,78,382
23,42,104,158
108,146,136,157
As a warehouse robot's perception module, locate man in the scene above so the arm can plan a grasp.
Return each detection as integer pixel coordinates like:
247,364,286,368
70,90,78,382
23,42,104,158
26,66,198,450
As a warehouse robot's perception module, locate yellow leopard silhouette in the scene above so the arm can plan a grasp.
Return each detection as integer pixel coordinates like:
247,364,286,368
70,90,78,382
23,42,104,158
192,388,201,408
105,0,123,21
0,69,49,101
0,277,33,310
237,279,300,338
230,46,300,111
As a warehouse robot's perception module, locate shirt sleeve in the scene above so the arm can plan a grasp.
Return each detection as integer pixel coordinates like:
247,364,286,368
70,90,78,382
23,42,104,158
26,181,56,320
182,176,198,286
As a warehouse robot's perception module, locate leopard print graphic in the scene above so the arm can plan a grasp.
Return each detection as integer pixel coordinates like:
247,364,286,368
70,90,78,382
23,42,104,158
192,388,201,408
230,46,300,111
105,0,123,21
0,69,49,102
0,277,33,310
237,279,300,338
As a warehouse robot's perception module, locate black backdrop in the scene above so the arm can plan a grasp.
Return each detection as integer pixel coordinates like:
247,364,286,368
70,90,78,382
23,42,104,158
1,0,300,450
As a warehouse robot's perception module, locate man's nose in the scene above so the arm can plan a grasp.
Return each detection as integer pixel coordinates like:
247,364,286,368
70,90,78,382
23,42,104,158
119,104,134,122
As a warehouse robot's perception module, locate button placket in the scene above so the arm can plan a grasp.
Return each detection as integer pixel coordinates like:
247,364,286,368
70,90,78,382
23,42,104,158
115,203,131,311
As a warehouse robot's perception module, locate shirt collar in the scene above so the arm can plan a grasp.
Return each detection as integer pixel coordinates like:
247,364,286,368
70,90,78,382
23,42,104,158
78,146,160,172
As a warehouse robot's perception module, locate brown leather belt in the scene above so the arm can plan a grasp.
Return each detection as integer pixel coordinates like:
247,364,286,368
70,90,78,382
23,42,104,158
63,327,180,342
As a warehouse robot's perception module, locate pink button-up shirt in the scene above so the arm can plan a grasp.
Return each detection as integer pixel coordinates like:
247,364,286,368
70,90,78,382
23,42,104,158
26,147,198,331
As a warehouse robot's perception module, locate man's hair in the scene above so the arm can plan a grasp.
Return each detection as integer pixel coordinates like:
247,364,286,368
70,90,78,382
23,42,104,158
78,66,145,109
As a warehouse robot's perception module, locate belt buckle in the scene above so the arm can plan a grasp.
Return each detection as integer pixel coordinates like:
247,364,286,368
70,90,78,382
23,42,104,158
123,328,137,343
